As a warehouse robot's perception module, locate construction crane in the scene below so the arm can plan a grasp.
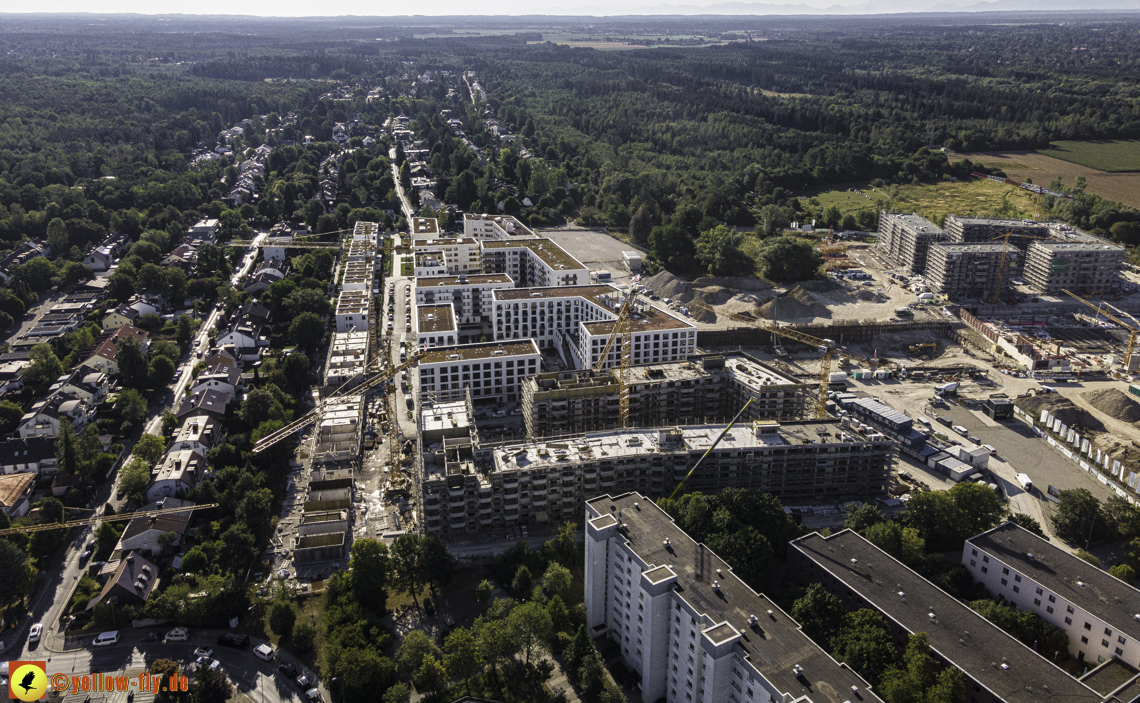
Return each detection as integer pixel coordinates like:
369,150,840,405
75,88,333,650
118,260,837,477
253,353,424,453
0,503,219,537
667,398,755,501
1063,289,1139,369
988,232,1051,304
591,293,638,428
687,300,880,419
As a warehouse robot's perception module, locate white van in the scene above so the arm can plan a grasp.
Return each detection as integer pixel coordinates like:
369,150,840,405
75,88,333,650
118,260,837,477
166,627,189,642
952,425,968,437
93,631,120,647
253,643,275,661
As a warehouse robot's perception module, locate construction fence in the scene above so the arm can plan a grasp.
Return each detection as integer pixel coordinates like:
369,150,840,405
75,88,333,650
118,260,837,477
697,320,953,349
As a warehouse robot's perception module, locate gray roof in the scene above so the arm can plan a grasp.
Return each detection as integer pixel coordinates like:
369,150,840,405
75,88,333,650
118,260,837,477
969,523,1140,645
791,529,1102,703
588,493,882,703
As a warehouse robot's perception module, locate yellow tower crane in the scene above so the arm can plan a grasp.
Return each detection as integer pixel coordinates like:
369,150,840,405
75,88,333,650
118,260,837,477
1062,289,1139,370
988,232,1051,304
591,293,637,428
687,300,881,419
0,503,220,537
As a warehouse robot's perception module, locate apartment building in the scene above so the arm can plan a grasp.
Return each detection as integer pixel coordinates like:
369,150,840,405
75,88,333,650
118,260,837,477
521,354,807,437
944,216,1051,244
493,285,620,351
411,236,481,273
462,213,535,240
421,420,892,535
409,217,439,238
415,274,514,326
415,304,458,349
335,290,371,333
416,340,541,403
324,331,370,388
584,492,883,703
925,243,1022,299
341,260,374,291
1023,241,1123,294
481,238,588,288
414,251,448,277
877,212,945,273
312,395,363,466
578,307,697,371
964,523,1140,668
791,529,1107,703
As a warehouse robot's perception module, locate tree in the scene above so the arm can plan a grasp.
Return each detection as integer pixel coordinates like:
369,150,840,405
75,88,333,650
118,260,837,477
544,522,580,572
118,457,152,499
628,204,653,246
1109,564,1136,585
23,343,65,396
564,625,592,679
380,683,410,703
150,659,187,703
1005,512,1044,537
475,579,494,607
116,335,151,389
269,600,297,638
390,534,424,609
756,204,789,239
755,236,822,283
420,533,455,596
899,491,964,552
58,421,78,475
830,609,897,685
414,657,447,696
349,538,390,612
578,649,607,702
443,627,482,695
863,521,926,568
546,594,573,636
542,562,573,602
217,524,256,569
135,433,167,465
695,225,752,276
948,482,1006,538
240,386,289,428
196,668,233,703
165,268,188,303
1110,221,1140,246
0,400,23,434
47,217,69,255
791,583,847,648
1052,488,1106,545
508,600,554,664
181,548,208,574
1104,495,1140,540
293,622,316,652
0,539,36,607
396,630,441,680
116,388,148,425
475,614,518,676
842,502,884,533
877,632,939,703
511,565,533,595
289,312,325,352
284,289,332,318
177,315,194,345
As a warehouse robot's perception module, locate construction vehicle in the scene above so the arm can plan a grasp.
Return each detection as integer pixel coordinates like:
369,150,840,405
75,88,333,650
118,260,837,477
909,343,937,358
0,503,219,537
253,353,424,453
667,398,755,501
1063,288,1139,369
687,300,881,419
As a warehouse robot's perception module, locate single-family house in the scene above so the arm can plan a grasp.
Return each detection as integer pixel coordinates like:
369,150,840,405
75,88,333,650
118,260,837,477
203,348,238,370
102,305,141,331
81,325,150,376
0,436,58,476
146,448,207,502
18,393,91,439
175,389,229,422
0,471,36,517
189,364,241,403
116,512,190,555
169,415,223,457
51,473,82,497
87,552,158,609
50,369,110,406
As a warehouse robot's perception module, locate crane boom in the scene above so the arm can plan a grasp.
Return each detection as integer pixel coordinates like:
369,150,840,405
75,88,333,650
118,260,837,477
988,232,1050,303
667,398,755,501
1062,289,1139,368
253,353,424,453
0,503,220,536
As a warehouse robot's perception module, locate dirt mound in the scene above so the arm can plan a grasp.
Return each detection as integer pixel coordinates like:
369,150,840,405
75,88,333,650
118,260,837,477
797,278,844,293
1081,389,1140,423
756,286,830,321
692,276,773,292
642,271,695,302
1014,394,1105,433
690,285,736,306
854,289,878,301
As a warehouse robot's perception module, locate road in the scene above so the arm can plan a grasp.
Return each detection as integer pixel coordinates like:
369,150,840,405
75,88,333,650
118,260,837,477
388,147,416,224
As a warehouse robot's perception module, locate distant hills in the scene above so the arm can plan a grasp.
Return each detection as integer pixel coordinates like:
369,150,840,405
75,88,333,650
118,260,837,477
547,0,1140,13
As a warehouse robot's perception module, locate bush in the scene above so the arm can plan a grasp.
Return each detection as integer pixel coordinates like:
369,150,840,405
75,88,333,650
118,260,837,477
293,621,316,652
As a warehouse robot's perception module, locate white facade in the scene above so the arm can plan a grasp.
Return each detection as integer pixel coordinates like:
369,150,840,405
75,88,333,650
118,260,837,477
335,290,371,333
964,523,1140,668
462,213,536,240
415,274,514,326
412,237,481,274
417,341,541,403
578,312,697,370
481,239,589,288
493,285,619,351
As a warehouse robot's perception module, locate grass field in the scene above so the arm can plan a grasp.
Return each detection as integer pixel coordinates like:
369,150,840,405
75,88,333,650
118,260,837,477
800,179,1040,225
1038,140,1140,172
953,150,1140,210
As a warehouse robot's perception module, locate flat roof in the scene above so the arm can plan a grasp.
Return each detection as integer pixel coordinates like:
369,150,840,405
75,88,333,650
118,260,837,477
413,237,477,247
584,306,694,335
420,400,473,433
481,238,585,271
947,216,1051,228
931,243,1009,253
969,523,1140,644
792,530,1102,703
1030,241,1123,252
417,304,456,334
410,217,439,235
588,493,883,703
415,274,513,287
421,340,540,364
494,284,617,304
886,213,943,233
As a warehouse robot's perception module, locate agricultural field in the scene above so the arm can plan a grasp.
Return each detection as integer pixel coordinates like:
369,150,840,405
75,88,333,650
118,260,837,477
799,178,1040,226
954,150,1140,210
1038,140,1140,172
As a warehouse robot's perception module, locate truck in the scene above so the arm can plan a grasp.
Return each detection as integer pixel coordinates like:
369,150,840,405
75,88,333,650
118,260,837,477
1016,473,1033,492
935,382,959,396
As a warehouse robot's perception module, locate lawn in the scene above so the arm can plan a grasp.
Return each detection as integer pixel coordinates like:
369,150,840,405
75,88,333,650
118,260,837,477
1038,140,1140,173
800,178,1040,225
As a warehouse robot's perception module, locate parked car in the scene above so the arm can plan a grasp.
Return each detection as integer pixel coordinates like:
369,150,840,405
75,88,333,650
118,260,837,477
28,624,42,643
194,647,213,658
278,663,298,678
166,627,189,642
216,633,250,649
296,674,313,690
253,644,275,661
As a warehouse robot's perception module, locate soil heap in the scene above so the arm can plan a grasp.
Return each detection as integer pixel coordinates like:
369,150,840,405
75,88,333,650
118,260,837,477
1014,394,1105,433
757,286,830,320
1081,388,1140,423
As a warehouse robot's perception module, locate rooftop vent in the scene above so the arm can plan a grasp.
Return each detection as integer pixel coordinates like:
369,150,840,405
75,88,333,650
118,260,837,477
748,614,759,627
792,665,803,678
767,609,775,619
928,612,936,620
712,581,720,592
851,558,858,565
663,538,671,547
898,591,906,597
1000,663,1010,671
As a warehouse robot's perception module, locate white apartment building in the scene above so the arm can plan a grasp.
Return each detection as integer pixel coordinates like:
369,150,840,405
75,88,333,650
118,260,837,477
335,290,371,333
492,285,620,351
463,213,536,240
416,304,458,349
964,522,1140,668
578,307,697,370
409,217,440,238
415,274,514,325
412,236,482,274
341,260,374,291
585,492,882,703
414,251,449,277
417,340,540,403
481,238,588,288
324,331,370,388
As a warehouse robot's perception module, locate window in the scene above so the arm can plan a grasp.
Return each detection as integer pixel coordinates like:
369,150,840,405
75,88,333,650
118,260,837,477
1049,595,1056,603
1034,599,1041,606
1001,578,1008,586
983,555,990,563
972,549,978,556
1013,586,1020,594
1105,628,1113,636
1067,606,1074,614
981,566,988,573
1014,575,1022,583
970,560,976,567
1085,623,1092,631
1003,567,1010,575
1081,636,1089,644
1102,640,1110,648
1116,648,1124,656
1036,587,1043,595
1065,617,1073,625
1047,606,1054,614
1119,636,1127,645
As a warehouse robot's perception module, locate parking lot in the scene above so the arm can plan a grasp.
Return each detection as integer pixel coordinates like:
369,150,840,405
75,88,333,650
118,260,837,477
537,225,642,283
